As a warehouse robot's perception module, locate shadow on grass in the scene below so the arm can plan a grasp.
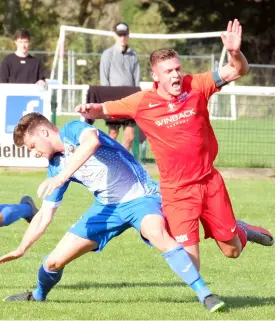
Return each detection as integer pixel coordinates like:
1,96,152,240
56,282,275,309
50,295,275,309
220,295,275,309
59,281,187,289
0,285,34,290
0,282,188,291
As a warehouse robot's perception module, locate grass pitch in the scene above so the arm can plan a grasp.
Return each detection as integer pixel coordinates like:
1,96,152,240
0,171,274,320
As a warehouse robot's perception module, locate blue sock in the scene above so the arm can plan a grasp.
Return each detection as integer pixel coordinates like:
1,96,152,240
0,204,33,226
32,261,63,301
163,245,211,302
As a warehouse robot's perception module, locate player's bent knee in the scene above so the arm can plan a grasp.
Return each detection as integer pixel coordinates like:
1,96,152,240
218,236,242,258
44,257,65,271
143,228,164,247
222,247,241,258
142,228,177,252
144,228,164,242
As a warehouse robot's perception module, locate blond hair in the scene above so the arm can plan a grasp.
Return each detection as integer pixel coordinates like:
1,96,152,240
150,48,179,68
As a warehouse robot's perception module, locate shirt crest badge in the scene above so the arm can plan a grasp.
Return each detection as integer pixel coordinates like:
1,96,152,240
68,144,75,153
168,103,176,112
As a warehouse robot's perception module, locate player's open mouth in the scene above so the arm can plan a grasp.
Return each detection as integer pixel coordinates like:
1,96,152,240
172,80,181,90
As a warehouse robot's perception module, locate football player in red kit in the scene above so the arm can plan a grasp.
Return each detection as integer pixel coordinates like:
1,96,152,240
75,19,274,271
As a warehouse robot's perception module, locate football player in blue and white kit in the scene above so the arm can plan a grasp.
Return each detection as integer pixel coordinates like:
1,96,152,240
1,112,225,312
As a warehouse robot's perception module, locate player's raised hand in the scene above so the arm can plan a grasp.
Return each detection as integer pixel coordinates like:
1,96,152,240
75,103,105,119
221,19,242,53
0,248,24,264
75,103,92,114
37,176,64,199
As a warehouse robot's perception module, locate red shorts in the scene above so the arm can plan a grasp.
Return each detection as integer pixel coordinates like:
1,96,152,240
161,169,237,246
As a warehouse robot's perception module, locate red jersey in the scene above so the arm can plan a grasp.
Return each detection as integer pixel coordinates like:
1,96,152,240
104,72,221,189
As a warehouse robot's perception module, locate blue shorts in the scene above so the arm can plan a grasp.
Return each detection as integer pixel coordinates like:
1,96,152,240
68,194,163,251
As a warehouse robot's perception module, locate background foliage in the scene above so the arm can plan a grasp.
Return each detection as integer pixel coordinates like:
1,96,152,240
0,0,274,64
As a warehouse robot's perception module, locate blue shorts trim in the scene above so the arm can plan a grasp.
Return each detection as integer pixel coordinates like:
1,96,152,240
68,194,163,251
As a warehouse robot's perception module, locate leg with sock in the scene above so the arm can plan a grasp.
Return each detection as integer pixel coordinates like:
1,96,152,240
4,258,64,302
3,232,97,303
0,203,33,226
163,245,225,312
32,261,64,301
31,232,95,301
140,214,225,312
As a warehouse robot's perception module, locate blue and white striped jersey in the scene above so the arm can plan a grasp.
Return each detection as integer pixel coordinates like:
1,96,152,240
45,120,159,207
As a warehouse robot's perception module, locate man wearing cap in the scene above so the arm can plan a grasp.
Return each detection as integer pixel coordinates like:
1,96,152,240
99,22,140,151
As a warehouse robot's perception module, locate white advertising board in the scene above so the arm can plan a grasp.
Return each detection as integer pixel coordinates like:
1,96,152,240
0,84,51,167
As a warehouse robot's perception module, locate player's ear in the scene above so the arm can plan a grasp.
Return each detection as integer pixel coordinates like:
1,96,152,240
39,126,49,137
151,72,159,82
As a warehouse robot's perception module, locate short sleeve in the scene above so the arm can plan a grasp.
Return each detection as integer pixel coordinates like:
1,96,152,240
190,72,221,101
44,181,70,206
104,90,147,119
44,163,71,206
62,120,96,145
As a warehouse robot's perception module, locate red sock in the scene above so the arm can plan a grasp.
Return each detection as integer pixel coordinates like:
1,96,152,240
237,226,247,250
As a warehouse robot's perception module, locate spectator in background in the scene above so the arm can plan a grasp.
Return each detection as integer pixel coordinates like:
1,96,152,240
0,29,46,86
99,22,140,151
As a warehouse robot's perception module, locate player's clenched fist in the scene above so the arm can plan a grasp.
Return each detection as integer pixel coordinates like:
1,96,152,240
75,102,106,119
75,103,93,113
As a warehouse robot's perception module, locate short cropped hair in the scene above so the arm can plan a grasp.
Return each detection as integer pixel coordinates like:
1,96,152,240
150,48,179,68
14,29,31,40
13,112,53,147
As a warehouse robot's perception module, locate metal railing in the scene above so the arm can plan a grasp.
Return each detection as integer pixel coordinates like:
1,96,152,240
1,50,274,86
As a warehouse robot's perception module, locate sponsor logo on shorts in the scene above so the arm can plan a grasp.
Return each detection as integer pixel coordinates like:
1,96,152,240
231,225,236,233
175,234,189,243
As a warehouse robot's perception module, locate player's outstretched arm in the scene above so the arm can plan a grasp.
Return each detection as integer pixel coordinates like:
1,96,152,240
0,205,56,264
75,103,108,120
37,129,100,199
219,19,249,83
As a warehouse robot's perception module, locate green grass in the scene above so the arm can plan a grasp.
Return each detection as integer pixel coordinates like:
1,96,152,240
213,119,274,168
55,116,275,168
0,171,274,320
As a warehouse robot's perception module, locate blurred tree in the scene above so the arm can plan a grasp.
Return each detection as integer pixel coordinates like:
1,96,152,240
156,0,275,64
2,0,22,35
0,0,273,83
121,0,170,53
1,0,273,64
